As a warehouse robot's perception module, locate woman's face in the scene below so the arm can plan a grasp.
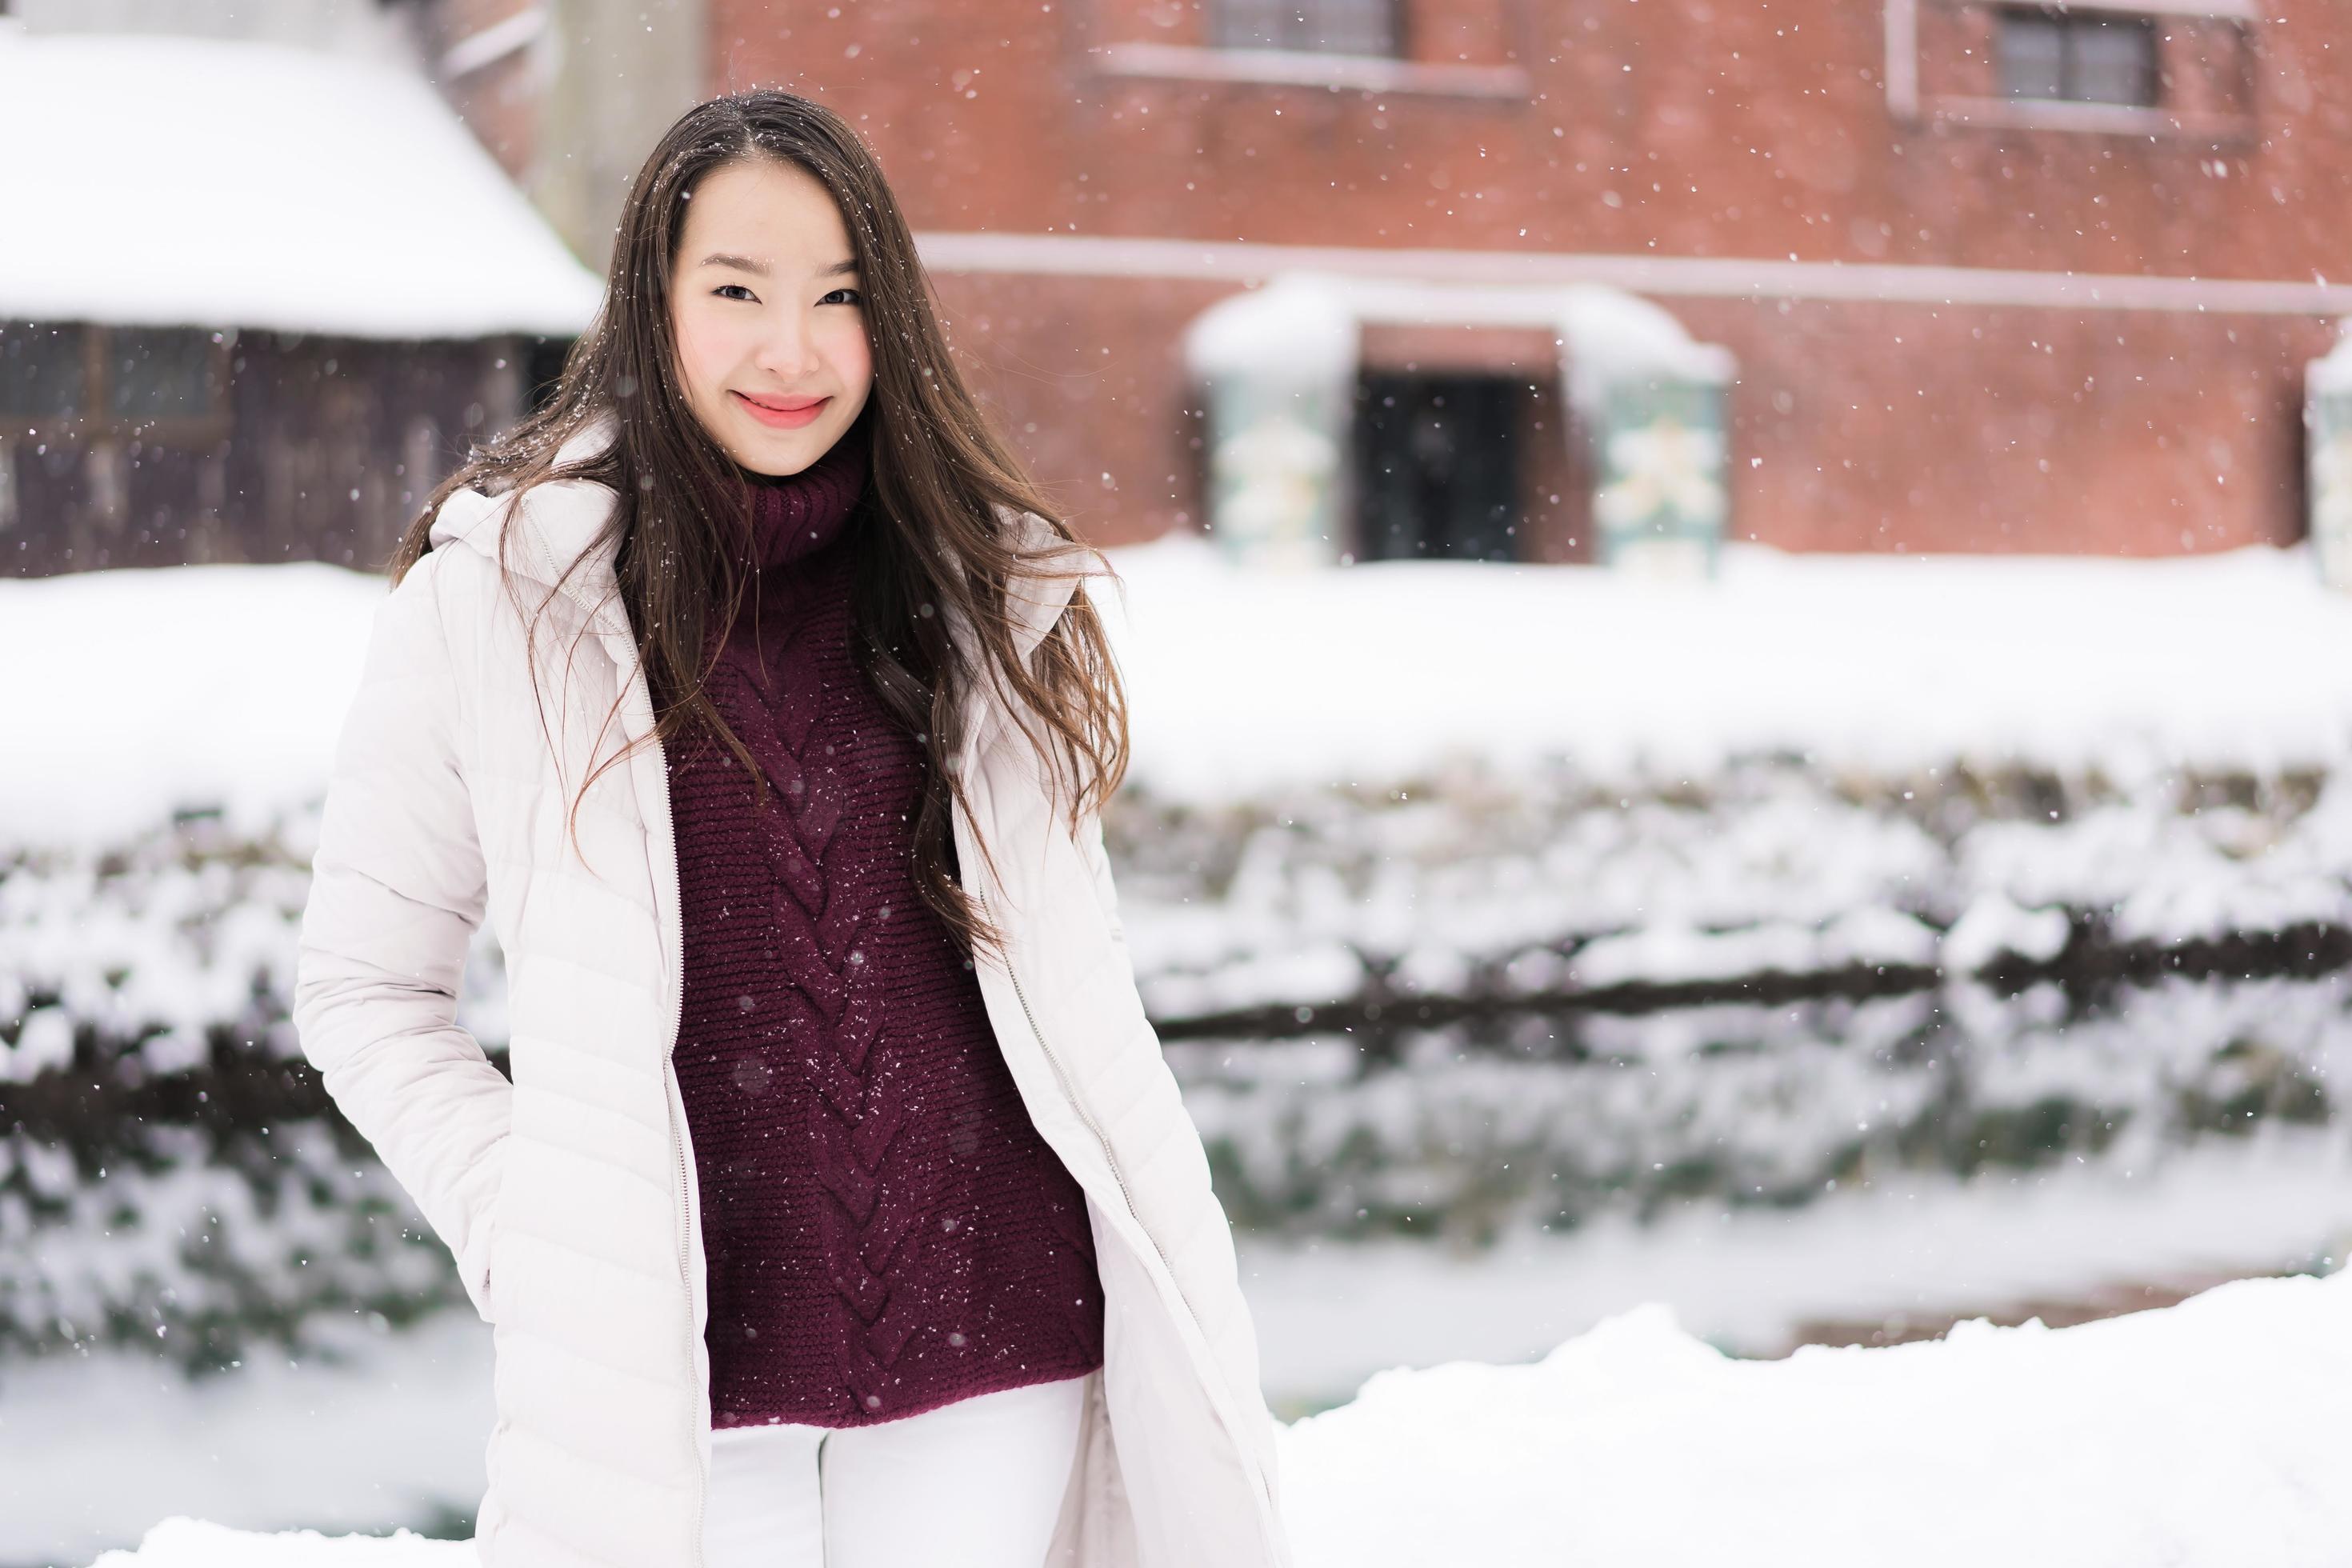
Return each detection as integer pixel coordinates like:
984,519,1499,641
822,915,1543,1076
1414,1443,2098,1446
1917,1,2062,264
669,155,874,477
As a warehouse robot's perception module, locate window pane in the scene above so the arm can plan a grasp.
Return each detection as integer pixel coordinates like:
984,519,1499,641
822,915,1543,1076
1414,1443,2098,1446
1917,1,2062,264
1212,0,1399,55
1998,13,2068,99
1212,0,1294,50
2070,18,2158,106
107,330,222,425
1299,0,1398,55
0,323,86,419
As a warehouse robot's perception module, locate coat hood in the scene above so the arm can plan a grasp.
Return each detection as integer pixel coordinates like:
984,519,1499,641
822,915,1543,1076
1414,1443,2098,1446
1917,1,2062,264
426,406,1106,673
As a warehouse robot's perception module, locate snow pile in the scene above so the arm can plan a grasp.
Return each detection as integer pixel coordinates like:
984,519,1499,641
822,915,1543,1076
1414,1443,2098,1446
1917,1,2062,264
0,32,602,338
85,1525,461,1567
63,1270,2352,1568
1274,1269,2352,1568
1095,533,2352,799
0,563,383,846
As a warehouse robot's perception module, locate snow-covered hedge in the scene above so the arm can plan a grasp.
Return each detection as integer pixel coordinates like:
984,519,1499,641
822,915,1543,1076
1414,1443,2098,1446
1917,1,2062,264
9,754,2352,1368
75,1267,2352,1568
1107,754,2352,1025
0,814,482,1373
15,542,2352,1370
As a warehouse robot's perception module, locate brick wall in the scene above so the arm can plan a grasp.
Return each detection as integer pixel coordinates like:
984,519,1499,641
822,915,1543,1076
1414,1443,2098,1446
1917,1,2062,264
704,0,2352,554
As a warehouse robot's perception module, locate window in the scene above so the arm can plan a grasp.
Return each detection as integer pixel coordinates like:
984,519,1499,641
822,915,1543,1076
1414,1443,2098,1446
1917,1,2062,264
0,325,87,424
1891,0,2253,137
1997,9,2160,106
0,323,232,442
1211,0,1403,57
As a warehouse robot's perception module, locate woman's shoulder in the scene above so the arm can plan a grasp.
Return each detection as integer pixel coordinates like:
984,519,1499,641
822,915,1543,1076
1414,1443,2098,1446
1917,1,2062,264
370,509,525,696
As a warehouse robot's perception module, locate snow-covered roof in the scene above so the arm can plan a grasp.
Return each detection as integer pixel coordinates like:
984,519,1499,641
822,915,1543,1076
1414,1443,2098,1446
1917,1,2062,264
1182,271,1734,418
0,29,604,340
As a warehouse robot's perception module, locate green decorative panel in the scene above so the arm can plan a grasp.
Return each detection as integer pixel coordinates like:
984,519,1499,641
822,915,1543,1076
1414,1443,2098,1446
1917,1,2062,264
1591,378,1731,578
2308,384,2352,591
1202,376,1348,570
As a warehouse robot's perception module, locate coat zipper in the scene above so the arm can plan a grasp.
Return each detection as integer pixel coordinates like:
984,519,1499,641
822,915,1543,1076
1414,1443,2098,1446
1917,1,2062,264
576,578,706,1565
972,878,1270,1518
514,509,707,1560
641,674,705,1566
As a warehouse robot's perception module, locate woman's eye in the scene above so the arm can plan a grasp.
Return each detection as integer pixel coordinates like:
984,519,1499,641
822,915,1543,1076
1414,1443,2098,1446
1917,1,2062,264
714,283,756,302
828,288,864,306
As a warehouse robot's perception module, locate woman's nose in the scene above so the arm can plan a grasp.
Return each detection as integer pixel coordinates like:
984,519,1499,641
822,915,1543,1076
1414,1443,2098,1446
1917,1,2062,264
754,320,822,377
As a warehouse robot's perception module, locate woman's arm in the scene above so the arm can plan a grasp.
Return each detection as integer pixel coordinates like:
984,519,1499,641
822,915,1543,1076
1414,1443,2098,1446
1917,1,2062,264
292,545,511,1322
1074,801,1130,972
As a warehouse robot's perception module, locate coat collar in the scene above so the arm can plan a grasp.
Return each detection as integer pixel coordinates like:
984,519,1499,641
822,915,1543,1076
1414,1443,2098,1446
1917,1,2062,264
426,406,1102,677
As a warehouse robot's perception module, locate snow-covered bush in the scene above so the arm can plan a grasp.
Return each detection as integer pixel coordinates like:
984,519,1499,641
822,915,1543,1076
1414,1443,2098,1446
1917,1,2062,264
0,810,489,1374
9,750,2352,1369
1106,755,2352,1023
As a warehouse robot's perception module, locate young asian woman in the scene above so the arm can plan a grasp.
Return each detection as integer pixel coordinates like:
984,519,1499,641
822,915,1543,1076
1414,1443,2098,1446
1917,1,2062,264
291,87,1292,1568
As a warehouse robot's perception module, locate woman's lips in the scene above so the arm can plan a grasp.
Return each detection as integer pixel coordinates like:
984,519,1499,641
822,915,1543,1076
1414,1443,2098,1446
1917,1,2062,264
732,390,829,429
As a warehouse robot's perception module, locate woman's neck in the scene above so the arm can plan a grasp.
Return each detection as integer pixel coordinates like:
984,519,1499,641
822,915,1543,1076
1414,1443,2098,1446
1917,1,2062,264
736,415,871,571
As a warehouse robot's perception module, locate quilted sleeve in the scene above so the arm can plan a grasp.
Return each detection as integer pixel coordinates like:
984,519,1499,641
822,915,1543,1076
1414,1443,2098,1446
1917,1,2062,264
1074,802,1131,973
293,546,511,1322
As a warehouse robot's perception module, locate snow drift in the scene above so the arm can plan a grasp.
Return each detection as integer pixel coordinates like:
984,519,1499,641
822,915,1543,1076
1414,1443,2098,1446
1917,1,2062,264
73,1268,2352,1568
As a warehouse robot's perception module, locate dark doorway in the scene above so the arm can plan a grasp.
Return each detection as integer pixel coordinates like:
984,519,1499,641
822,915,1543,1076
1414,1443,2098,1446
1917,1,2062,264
1352,372,1522,562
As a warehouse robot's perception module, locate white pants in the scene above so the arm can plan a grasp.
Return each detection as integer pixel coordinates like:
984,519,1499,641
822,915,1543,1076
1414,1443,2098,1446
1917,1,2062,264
701,1372,1089,1568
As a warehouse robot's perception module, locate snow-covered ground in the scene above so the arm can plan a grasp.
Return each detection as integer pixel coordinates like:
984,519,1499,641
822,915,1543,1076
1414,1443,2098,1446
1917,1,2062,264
0,563,378,846
50,1266,2352,1568
1095,532,2352,798
9,1128,2345,1566
8,538,2352,843
1274,1267,2352,1568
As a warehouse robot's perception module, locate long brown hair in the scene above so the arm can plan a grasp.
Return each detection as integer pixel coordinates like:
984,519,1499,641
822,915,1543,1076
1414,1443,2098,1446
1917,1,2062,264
384,88,1127,962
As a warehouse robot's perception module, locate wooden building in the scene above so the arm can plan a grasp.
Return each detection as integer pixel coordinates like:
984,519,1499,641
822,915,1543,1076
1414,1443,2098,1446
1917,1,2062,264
0,26,599,576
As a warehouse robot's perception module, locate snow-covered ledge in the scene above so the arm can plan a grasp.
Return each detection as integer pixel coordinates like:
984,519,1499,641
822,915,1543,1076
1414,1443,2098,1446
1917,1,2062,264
1181,271,1735,574
81,1270,2352,1566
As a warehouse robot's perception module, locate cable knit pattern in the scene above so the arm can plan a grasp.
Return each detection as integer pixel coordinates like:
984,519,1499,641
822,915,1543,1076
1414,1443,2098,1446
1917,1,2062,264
664,418,1106,1429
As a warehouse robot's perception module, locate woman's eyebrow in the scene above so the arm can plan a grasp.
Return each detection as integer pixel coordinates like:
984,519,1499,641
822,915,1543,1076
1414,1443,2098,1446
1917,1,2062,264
694,253,859,278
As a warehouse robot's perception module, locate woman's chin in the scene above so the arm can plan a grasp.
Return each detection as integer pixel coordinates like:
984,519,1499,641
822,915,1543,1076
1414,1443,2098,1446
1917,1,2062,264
726,425,824,478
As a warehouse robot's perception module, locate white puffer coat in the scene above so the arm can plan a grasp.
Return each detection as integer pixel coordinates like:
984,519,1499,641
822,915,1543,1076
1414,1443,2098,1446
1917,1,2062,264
291,414,1292,1568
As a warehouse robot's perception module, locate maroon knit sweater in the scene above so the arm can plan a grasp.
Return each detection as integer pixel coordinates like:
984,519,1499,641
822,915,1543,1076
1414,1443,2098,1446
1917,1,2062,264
664,417,1106,1429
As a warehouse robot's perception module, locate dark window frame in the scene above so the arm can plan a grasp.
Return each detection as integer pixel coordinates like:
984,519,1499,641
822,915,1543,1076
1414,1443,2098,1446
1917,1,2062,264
1995,6,2162,107
0,322,237,448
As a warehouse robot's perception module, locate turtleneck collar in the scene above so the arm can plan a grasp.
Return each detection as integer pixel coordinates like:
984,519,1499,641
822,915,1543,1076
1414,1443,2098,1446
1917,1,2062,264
734,411,872,571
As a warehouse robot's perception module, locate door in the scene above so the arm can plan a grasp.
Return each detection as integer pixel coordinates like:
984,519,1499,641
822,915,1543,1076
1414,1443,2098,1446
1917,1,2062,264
1351,371,1522,562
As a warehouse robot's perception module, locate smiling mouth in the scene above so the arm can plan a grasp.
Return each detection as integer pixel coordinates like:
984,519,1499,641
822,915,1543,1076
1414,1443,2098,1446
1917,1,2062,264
734,391,827,413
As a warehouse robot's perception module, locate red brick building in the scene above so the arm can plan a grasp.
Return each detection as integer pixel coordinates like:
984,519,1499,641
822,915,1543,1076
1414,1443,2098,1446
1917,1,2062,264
418,0,2352,562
